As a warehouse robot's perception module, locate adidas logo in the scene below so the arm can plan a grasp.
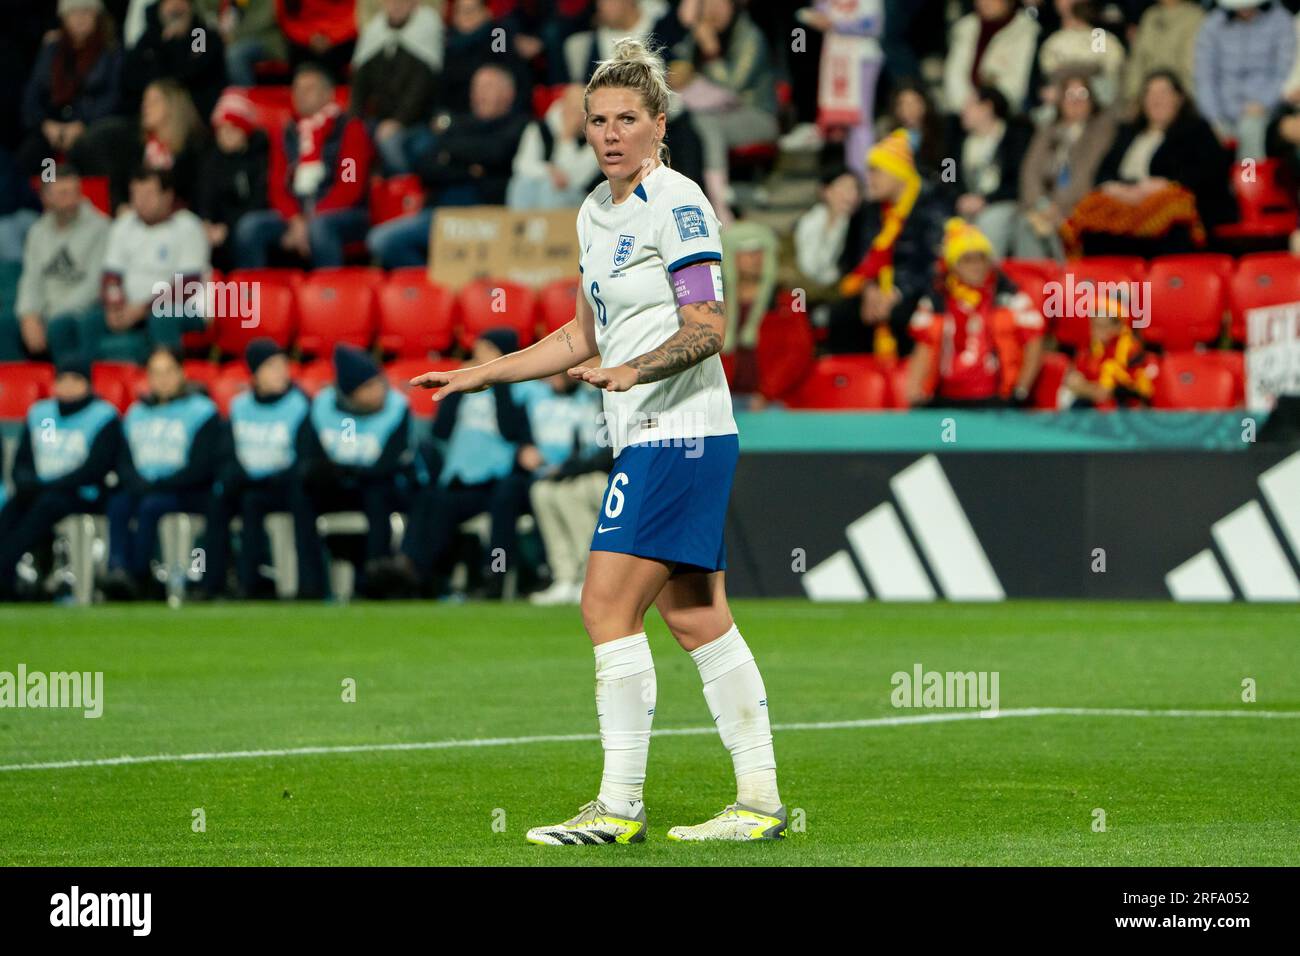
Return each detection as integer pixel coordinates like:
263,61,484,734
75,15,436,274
1166,451,1300,602
802,454,1005,602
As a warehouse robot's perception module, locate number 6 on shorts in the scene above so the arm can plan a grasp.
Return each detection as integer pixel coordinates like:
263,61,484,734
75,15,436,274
605,472,629,519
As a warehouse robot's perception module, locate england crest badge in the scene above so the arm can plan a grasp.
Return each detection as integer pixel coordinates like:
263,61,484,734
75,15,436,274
613,234,636,268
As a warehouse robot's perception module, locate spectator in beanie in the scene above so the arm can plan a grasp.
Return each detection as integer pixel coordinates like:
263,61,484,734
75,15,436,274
831,129,951,358
195,90,269,272
904,218,1045,408
299,342,416,598
122,0,228,119
102,344,222,601
233,63,373,269
0,352,123,601
351,0,444,175
17,0,122,178
4,168,109,364
1063,292,1156,409
202,338,327,600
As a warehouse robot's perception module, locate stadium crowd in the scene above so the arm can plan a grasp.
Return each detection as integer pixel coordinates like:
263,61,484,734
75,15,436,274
1,0,1299,603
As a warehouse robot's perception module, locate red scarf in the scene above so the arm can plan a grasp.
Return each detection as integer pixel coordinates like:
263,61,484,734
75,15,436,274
295,101,341,165
144,133,174,170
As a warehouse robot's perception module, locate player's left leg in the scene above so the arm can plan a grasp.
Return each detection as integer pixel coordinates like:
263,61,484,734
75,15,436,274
656,569,786,841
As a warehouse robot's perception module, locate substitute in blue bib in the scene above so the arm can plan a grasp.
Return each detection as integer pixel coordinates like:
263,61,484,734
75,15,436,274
299,342,415,598
103,345,221,599
0,353,123,601
201,338,327,600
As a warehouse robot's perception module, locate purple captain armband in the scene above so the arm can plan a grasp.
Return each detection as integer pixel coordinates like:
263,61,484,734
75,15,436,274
672,260,724,307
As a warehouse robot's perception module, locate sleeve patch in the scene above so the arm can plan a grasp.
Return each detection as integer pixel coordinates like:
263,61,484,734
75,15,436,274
672,205,709,241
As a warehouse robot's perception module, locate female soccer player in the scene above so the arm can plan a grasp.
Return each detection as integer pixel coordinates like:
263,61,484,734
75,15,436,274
411,39,784,845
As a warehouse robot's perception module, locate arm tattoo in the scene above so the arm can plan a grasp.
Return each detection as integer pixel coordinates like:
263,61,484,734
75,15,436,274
556,326,575,353
625,302,724,385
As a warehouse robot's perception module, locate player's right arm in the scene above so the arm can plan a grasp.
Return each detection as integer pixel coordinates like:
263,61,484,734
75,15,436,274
410,292,600,402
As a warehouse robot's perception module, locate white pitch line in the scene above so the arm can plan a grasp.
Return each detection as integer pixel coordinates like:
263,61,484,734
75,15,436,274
1,707,1297,774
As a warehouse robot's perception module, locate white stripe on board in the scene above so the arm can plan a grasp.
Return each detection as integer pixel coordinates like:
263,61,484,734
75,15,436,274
1166,549,1234,602
3,707,1296,773
1258,452,1300,565
801,549,869,601
1211,500,1300,601
846,504,936,601
891,455,1005,600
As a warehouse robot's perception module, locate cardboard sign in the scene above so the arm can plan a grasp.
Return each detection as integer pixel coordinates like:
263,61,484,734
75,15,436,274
428,207,581,290
1245,301,1300,411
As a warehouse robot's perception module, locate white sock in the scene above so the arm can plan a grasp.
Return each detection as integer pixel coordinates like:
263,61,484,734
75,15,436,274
594,632,655,817
689,624,781,814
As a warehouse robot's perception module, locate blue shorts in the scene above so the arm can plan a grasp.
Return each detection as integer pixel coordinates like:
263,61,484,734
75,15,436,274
589,434,739,573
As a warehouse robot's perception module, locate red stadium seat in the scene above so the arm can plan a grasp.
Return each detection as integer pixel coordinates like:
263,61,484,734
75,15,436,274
1154,352,1237,409
209,368,250,415
537,278,579,336
224,267,304,288
377,269,455,356
79,175,111,216
181,360,221,390
385,357,460,417
214,278,296,357
295,268,379,354
755,307,815,401
456,279,539,351
369,174,426,225
0,361,54,399
92,362,147,412
1228,252,1300,342
884,360,911,409
1001,258,1059,314
532,84,568,118
784,354,888,409
1031,350,1072,409
0,376,41,420
1144,261,1226,350
293,359,335,397
1198,348,1246,405
1068,256,1147,281
1152,253,1235,286
1215,157,1299,241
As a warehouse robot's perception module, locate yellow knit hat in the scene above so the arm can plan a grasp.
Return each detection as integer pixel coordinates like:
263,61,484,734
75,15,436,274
942,217,994,270
866,129,917,182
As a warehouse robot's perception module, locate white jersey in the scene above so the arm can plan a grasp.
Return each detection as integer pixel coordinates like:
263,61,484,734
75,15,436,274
577,162,737,456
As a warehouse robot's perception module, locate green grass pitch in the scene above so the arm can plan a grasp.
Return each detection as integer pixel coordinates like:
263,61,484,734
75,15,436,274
1,600,1297,866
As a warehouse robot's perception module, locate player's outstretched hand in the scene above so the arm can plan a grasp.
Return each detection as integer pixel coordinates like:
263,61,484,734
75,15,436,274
409,365,490,401
568,363,637,392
